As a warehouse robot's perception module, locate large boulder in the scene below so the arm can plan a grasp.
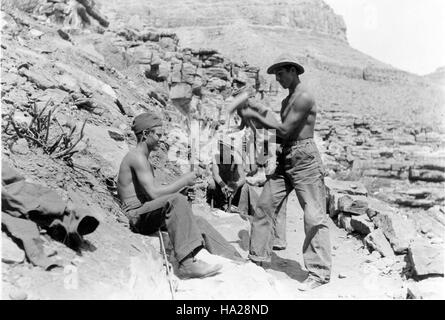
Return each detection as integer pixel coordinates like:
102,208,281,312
407,278,445,299
409,168,445,183
350,215,374,235
169,83,192,101
372,212,417,254
366,197,396,219
204,67,230,81
338,194,368,215
325,178,368,218
408,240,444,277
364,229,395,258
18,67,57,90
324,178,368,196
181,62,197,84
82,124,129,178
169,83,193,115
2,233,25,264
54,62,117,100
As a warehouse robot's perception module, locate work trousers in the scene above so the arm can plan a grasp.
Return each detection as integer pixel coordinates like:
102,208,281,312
240,185,288,248
248,138,332,282
122,193,241,262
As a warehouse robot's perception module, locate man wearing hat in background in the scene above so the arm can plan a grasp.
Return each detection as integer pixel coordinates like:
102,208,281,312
117,112,241,279
239,53,332,291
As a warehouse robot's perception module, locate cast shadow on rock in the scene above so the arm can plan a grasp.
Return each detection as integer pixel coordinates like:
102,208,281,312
237,229,250,252
77,239,97,253
269,252,308,282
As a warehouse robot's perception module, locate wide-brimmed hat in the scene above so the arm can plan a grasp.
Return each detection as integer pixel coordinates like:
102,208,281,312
266,53,305,75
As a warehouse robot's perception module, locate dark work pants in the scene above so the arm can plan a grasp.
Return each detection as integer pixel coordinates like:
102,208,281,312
249,139,332,282
241,185,288,248
123,193,241,262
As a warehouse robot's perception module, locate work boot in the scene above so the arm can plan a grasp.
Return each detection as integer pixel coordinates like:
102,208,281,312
297,277,328,291
178,256,222,279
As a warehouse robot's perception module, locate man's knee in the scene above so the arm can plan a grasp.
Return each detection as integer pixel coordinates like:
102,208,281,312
304,204,328,228
169,193,189,208
253,197,274,221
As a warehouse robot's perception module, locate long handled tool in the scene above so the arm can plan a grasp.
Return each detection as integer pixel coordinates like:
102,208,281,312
187,116,200,204
225,194,233,213
158,229,175,300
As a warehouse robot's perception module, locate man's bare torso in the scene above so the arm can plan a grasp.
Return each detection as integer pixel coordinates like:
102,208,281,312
280,87,316,142
117,150,153,204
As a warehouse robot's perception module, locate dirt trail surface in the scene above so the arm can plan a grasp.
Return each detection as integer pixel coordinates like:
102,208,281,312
2,0,444,300
173,199,413,300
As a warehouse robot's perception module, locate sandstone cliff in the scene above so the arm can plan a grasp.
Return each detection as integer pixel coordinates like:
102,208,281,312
96,0,445,128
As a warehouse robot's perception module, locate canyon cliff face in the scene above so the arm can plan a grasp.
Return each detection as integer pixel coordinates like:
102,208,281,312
102,0,347,40
100,0,378,72
97,0,445,128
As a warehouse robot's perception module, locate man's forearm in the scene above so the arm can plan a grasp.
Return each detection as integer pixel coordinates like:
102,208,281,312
249,111,280,132
214,177,226,188
249,111,296,138
236,178,245,189
153,178,188,198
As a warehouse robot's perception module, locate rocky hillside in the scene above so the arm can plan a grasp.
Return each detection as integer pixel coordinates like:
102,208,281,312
2,0,444,300
425,67,445,87
98,0,445,129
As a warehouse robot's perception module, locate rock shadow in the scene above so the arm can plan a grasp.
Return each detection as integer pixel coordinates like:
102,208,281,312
268,252,308,282
237,229,250,252
77,239,97,253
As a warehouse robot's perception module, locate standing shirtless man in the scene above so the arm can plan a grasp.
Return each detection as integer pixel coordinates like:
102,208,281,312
240,54,331,291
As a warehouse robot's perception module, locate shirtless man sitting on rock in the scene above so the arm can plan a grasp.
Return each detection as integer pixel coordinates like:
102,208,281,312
239,53,332,291
117,112,225,279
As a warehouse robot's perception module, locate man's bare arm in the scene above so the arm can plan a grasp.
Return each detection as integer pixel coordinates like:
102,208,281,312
242,93,313,139
212,162,226,188
236,162,246,189
132,155,194,199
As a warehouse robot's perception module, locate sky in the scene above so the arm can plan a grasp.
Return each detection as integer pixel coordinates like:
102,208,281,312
324,0,445,75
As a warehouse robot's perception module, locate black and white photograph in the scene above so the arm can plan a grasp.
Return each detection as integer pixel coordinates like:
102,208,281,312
1,0,444,302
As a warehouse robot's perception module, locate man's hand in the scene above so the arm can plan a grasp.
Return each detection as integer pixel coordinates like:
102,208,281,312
240,108,258,120
222,185,235,198
184,172,198,186
227,181,238,191
227,92,249,115
247,98,267,115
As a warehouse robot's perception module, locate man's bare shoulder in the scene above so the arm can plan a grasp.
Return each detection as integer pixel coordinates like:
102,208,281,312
290,89,315,111
121,148,147,169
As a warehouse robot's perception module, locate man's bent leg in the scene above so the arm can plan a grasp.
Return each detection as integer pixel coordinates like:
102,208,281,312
126,194,222,279
248,174,290,263
134,194,204,263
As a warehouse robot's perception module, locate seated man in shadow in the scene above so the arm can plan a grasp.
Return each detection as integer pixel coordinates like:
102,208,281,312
117,112,243,280
206,140,251,214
